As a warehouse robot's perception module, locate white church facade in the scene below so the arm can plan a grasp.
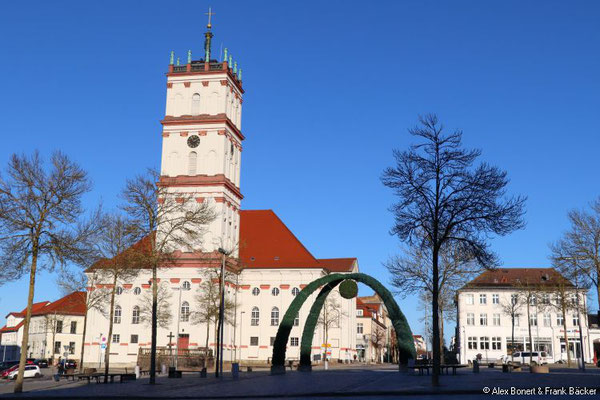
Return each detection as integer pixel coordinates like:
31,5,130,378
83,23,358,368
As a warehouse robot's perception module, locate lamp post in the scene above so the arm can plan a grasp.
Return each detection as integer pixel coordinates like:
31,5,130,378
215,247,228,378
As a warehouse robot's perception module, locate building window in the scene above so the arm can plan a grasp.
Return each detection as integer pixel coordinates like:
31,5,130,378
480,337,490,350
112,334,120,344
252,287,260,296
54,341,61,354
251,307,259,326
465,294,474,305
541,294,550,304
492,337,501,350
492,294,499,304
132,306,140,324
56,321,63,333
572,314,579,326
479,294,487,305
493,314,501,326
271,307,279,326
511,294,518,305
250,337,259,346
529,314,537,326
467,337,477,350
292,287,300,296
467,313,475,326
271,287,280,296
543,313,551,327
357,323,363,334
514,315,520,326
131,335,139,344
70,321,77,334
270,337,276,346
181,301,190,322
182,281,191,290
69,342,75,355
290,337,299,346
480,313,487,326
529,295,537,306
114,306,122,324
116,286,123,295
557,314,564,326
294,316,299,326
356,309,363,316
134,287,141,295
191,93,201,115
188,152,198,175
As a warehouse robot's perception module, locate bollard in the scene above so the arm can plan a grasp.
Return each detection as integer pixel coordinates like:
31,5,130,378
161,364,167,375
231,363,239,379
473,360,479,373
134,365,140,379
200,367,207,378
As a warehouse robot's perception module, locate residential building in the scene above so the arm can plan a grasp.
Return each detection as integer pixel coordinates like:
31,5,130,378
356,295,391,363
456,268,593,364
83,23,358,368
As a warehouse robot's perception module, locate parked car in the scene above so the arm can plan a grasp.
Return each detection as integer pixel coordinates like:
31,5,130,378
1,364,20,379
33,359,49,368
0,361,19,372
59,359,77,369
505,351,549,365
8,365,41,380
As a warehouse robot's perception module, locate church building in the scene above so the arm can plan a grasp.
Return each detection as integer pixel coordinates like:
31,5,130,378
83,19,358,368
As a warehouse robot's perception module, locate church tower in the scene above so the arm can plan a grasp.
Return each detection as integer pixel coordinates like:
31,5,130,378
159,16,244,255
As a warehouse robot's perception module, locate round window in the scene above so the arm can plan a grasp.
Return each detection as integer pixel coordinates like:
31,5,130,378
116,287,123,295
182,281,191,290
252,287,260,296
271,287,280,296
291,287,300,297
133,287,141,295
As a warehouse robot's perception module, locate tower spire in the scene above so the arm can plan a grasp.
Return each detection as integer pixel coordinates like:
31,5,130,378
204,7,215,62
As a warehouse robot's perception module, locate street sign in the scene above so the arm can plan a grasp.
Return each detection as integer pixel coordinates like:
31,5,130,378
101,343,107,350
321,344,331,348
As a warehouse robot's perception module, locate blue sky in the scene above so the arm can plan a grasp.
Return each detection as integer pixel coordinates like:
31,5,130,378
0,0,599,342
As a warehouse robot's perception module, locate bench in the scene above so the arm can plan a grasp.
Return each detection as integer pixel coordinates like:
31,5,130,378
410,365,432,375
441,364,468,375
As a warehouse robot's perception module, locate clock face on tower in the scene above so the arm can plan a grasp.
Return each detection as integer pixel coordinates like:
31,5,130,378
187,135,200,148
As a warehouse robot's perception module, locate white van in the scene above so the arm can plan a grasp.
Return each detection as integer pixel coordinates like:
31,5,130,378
505,351,549,365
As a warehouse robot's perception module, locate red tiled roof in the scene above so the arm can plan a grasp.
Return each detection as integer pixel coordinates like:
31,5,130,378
0,320,24,333
32,292,86,316
239,210,322,268
89,233,154,271
464,268,573,288
356,298,376,318
5,301,50,319
317,258,357,273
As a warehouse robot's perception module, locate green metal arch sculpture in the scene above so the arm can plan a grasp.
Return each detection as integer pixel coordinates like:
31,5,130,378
271,273,415,373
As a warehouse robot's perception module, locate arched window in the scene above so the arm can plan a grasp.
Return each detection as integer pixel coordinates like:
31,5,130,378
113,306,122,324
132,306,140,324
180,301,190,322
271,307,279,326
251,307,259,326
188,152,197,175
252,287,260,296
191,93,201,115
291,287,300,297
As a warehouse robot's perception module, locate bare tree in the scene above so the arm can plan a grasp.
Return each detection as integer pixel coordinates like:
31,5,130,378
120,169,216,384
318,294,348,361
388,243,478,358
192,268,237,358
500,293,522,363
43,313,65,365
0,151,98,393
88,213,141,382
381,114,526,385
550,198,600,318
513,282,544,366
137,282,173,329
57,269,110,371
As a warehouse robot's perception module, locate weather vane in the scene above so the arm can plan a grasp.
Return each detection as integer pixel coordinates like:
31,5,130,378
206,7,215,30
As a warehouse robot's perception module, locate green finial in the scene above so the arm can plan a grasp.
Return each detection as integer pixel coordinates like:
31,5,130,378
187,50,192,64
176,57,180,66
228,55,232,67
233,61,238,74
170,51,174,65
238,69,242,81
223,48,228,63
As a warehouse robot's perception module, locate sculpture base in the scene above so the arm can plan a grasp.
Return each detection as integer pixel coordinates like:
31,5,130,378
270,365,286,375
297,364,312,372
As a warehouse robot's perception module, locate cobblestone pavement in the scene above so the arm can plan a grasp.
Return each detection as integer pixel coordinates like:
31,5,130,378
1,364,599,399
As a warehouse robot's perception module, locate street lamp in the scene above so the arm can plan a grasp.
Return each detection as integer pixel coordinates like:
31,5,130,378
215,247,229,378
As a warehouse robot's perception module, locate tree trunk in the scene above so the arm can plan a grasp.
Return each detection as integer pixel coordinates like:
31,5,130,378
439,308,445,363
562,303,571,367
79,295,89,372
205,319,210,366
150,267,158,384
104,276,117,383
511,314,515,363
14,249,38,393
431,245,440,386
